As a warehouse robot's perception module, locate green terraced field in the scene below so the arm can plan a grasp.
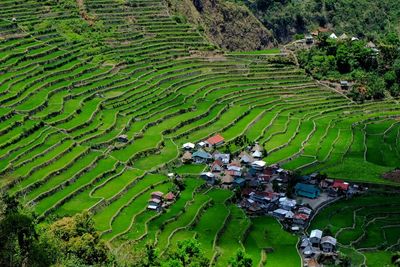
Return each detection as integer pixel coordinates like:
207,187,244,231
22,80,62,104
0,0,399,266
310,191,400,266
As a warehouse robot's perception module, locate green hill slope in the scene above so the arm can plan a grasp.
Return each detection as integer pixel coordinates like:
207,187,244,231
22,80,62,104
0,0,399,265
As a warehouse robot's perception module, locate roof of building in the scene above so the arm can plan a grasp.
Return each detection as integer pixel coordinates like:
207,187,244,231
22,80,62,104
149,198,161,204
298,207,313,215
200,172,215,178
366,41,376,48
234,178,246,184
252,160,266,168
119,134,128,139
221,174,234,184
148,205,159,210
321,236,337,246
212,160,223,167
239,151,254,163
273,208,290,215
182,142,195,149
279,197,297,207
227,165,241,172
295,183,320,198
192,150,212,159
294,213,309,221
165,192,176,201
151,191,164,197
206,134,224,145
329,33,338,39
198,141,206,147
310,229,323,239
285,211,295,218
182,151,192,160
251,143,263,152
332,180,349,191
252,150,262,158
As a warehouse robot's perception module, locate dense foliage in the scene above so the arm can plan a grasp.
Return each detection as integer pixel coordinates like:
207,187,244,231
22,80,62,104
0,194,112,267
244,0,400,42
297,33,400,101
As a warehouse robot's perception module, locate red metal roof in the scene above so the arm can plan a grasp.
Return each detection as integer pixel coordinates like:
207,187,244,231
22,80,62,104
294,213,309,220
332,180,349,191
206,134,224,145
165,192,175,200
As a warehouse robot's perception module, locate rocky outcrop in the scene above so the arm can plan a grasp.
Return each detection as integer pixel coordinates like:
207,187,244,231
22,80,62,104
166,0,276,51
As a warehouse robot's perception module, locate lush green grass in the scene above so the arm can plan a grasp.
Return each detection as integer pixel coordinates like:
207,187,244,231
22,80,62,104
310,192,400,265
1,1,399,265
244,216,300,266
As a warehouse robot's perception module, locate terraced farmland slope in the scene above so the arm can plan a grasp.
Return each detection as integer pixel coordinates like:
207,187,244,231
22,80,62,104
311,191,400,266
0,0,399,265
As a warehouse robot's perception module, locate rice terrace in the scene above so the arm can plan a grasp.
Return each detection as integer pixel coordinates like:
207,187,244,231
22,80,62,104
0,0,399,266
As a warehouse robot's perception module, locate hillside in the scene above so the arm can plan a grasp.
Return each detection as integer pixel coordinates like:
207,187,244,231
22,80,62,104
0,0,399,266
166,0,276,51
245,0,400,42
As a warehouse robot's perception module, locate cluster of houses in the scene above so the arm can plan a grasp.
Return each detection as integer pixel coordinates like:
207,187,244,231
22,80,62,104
147,191,176,212
179,133,359,232
300,229,338,265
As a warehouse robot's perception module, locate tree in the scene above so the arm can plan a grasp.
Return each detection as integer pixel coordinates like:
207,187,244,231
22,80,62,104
336,44,352,73
164,239,208,267
47,211,110,266
392,251,400,266
229,249,253,267
0,194,56,267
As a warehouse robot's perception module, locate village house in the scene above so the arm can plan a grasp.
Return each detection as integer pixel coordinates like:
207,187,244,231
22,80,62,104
273,208,291,219
213,151,230,165
320,236,337,253
251,150,263,159
211,160,223,172
192,150,212,164
279,197,297,210
329,33,338,39
204,134,225,148
165,192,176,202
197,141,206,148
295,183,321,199
251,160,266,171
293,213,310,227
239,151,254,165
181,151,192,163
182,142,195,150
148,191,164,212
227,162,242,177
200,172,215,185
221,173,234,188
329,180,350,196
310,229,323,247
298,206,313,216
117,134,129,143
305,34,314,44
233,177,246,187
340,80,349,90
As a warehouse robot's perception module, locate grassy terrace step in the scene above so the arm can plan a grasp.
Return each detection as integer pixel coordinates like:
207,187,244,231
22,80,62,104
92,174,166,232
34,157,118,216
168,189,233,258
215,205,251,266
0,0,399,262
244,217,300,266
124,178,204,245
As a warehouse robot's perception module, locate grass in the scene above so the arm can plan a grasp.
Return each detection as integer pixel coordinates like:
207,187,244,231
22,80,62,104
1,0,400,263
310,191,400,265
244,216,300,266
